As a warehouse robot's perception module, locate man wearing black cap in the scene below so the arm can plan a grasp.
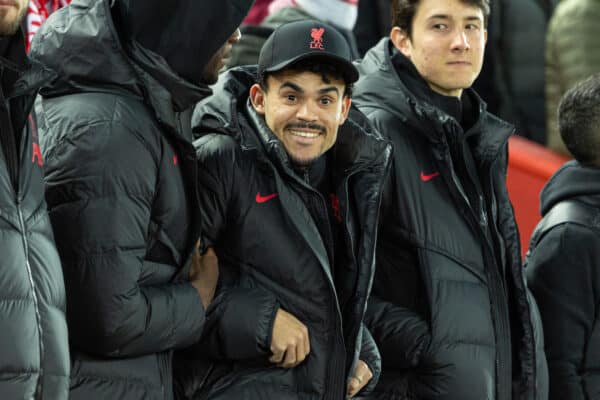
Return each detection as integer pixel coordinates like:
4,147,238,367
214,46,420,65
27,0,254,399
184,19,391,400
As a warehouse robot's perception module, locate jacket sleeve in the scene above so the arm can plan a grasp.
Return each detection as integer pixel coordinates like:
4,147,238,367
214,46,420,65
42,120,205,358
359,324,381,395
365,294,431,369
526,224,598,400
193,134,279,361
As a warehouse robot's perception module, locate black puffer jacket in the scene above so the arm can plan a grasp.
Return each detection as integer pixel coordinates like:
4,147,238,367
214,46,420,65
527,161,600,400
28,0,252,399
353,39,548,400
180,66,391,400
0,30,69,400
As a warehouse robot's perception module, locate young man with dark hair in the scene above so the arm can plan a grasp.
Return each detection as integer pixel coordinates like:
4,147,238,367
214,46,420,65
27,0,253,399
527,74,600,400
0,0,69,398
353,0,548,398
186,19,391,400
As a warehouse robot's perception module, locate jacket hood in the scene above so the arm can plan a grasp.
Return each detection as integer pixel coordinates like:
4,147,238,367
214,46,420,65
354,38,514,161
540,160,600,215
193,65,391,175
114,0,254,85
30,0,252,110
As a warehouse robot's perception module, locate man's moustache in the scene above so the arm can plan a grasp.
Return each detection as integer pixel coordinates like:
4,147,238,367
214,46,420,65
285,123,326,133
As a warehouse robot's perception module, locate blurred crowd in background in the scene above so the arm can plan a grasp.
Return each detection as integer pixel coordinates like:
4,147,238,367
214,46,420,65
25,0,599,158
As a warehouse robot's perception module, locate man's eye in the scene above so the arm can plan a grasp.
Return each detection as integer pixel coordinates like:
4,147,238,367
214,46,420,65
286,95,297,102
320,98,333,105
466,24,480,30
433,24,448,30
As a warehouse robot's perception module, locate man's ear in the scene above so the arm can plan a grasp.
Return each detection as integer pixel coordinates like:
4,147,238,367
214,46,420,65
339,96,352,125
249,83,266,115
390,26,412,59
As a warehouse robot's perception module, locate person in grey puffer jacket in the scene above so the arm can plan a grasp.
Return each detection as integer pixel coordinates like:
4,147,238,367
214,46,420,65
28,0,253,399
0,1,69,399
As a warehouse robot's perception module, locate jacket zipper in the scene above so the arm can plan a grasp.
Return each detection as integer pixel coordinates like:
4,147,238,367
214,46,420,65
448,167,511,400
314,189,347,400
297,169,348,399
17,197,45,398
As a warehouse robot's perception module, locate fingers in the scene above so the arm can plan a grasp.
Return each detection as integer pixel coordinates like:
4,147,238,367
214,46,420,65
346,376,362,398
269,309,310,368
269,345,285,364
280,346,297,368
347,360,373,398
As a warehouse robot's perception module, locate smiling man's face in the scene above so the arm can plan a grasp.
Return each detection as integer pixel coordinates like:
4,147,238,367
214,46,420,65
391,0,487,97
250,69,351,166
0,0,27,36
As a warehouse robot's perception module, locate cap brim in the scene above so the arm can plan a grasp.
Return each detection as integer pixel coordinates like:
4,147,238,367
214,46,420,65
262,51,359,84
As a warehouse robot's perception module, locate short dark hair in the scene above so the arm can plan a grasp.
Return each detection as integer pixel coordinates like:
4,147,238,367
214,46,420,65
258,59,354,98
558,74,600,166
391,0,490,37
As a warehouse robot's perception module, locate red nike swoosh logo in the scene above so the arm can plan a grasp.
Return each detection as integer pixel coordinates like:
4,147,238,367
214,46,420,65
256,192,279,203
420,171,440,182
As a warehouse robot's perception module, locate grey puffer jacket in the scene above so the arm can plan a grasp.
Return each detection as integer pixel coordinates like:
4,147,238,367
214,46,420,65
0,29,69,400
29,0,252,398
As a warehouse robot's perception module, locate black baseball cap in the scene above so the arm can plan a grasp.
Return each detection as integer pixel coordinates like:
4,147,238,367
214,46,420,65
258,19,359,84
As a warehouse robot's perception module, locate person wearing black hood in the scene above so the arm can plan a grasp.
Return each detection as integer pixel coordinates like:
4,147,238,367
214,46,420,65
353,0,548,399
0,0,70,399
184,19,391,400
526,74,600,400
27,0,253,399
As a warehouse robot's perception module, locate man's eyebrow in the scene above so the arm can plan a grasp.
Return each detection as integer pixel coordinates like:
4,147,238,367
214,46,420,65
279,82,304,93
427,14,451,21
427,14,483,22
319,86,340,96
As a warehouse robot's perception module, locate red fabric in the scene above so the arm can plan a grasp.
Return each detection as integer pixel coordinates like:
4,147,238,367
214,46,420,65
506,135,570,256
242,0,274,25
26,0,71,52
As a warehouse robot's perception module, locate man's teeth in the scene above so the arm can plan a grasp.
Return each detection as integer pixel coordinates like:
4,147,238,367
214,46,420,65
290,130,320,138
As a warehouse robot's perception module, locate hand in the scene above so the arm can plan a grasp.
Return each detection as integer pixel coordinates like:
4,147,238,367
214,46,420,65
269,308,310,368
189,243,219,309
347,360,373,398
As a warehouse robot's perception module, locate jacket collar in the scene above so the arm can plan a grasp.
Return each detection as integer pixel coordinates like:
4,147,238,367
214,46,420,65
245,93,390,184
126,40,212,129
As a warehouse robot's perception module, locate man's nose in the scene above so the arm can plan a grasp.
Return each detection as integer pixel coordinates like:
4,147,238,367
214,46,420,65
297,101,318,121
450,30,470,51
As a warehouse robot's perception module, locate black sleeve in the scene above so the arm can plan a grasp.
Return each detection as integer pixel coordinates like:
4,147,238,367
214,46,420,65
365,294,431,369
526,224,599,400
193,134,279,360
44,121,204,357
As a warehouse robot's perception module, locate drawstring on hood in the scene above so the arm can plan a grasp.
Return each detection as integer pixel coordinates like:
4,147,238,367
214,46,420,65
114,0,254,85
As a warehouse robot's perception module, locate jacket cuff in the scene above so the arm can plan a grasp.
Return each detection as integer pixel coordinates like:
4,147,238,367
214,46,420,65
169,282,206,349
